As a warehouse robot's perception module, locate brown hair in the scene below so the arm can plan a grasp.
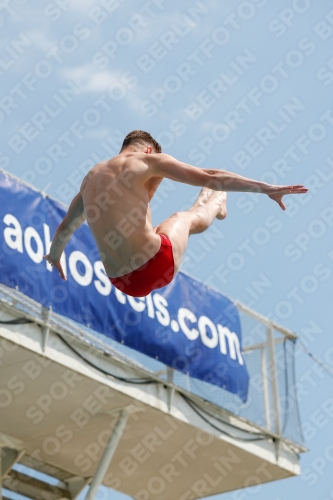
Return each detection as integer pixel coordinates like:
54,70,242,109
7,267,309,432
120,130,162,153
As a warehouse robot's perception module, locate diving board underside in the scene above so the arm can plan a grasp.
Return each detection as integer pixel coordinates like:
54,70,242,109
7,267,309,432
0,316,301,500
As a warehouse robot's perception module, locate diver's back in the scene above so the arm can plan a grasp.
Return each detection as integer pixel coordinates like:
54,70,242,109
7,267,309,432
80,153,160,277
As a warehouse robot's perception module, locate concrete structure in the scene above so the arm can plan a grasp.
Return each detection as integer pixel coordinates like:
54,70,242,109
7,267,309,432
0,284,306,500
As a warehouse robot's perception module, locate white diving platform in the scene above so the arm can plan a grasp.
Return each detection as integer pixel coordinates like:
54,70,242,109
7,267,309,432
0,284,306,500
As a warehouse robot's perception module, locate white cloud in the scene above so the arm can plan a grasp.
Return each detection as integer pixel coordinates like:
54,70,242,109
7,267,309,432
60,63,150,110
61,64,125,92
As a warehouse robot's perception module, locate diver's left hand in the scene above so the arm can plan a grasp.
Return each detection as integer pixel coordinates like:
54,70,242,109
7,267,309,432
43,254,67,280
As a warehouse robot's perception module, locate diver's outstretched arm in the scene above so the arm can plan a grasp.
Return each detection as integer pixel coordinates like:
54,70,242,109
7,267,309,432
43,192,85,280
149,154,308,210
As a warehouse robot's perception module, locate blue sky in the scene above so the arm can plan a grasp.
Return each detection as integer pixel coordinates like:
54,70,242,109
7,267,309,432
2,0,333,499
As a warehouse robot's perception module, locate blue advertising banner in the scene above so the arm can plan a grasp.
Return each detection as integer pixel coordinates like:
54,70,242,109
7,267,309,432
0,172,249,401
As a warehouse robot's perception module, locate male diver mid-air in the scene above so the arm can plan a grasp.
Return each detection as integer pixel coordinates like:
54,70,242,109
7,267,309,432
44,130,308,297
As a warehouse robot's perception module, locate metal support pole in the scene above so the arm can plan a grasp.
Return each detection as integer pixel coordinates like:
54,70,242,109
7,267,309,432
85,409,130,500
0,447,2,500
41,306,51,352
167,367,175,412
260,346,271,431
267,325,281,444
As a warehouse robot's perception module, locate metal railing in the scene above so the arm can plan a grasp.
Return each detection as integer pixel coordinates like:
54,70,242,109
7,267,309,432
234,302,303,445
0,284,304,448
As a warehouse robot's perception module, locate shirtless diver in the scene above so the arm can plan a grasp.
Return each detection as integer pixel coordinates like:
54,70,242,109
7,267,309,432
44,130,308,297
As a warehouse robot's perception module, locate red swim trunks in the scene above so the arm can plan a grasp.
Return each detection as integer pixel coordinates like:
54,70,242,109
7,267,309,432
109,233,175,297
